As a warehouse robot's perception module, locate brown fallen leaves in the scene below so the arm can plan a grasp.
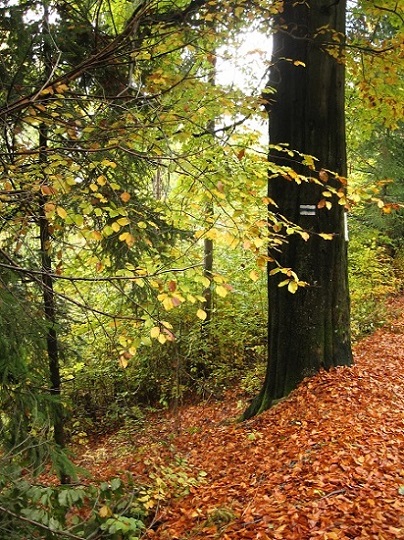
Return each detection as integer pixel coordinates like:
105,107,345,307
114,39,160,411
80,298,404,539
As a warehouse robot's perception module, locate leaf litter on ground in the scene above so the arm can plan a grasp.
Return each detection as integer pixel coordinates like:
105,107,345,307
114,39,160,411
76,297,404,539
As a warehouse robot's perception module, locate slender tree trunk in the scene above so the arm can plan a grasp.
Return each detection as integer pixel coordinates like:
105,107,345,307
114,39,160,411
202,234,214,326
39,129,69,484
39,4,69,483
244,0,352,418
202,57,216,329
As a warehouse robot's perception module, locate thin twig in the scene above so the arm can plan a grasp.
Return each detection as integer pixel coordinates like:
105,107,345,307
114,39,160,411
320,488,346,499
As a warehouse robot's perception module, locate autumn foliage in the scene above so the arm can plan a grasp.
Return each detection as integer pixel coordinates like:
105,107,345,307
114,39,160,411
75,298,404,539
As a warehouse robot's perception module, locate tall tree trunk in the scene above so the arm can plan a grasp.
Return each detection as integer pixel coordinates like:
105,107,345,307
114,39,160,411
39,3,69,483
244,0,353,419
39,127,69,485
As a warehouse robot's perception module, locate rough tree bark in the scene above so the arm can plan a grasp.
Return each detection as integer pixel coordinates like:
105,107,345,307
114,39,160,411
244,0,353,419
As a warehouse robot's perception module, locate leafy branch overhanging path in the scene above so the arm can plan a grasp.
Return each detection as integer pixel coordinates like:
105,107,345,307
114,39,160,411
82,298,404,539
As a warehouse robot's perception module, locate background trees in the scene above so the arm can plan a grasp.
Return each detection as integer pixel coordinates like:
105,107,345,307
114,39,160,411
0,0,274,471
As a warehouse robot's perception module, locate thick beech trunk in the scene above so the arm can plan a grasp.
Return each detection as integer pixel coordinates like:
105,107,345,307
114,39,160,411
244,0,352,418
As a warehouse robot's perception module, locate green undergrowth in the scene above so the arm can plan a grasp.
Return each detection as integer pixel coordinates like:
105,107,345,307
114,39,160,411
348,219,402,341
0,450,205,539
59,211,404,444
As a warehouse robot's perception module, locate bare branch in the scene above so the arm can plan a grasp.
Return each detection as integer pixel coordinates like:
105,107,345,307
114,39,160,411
373,3,404,24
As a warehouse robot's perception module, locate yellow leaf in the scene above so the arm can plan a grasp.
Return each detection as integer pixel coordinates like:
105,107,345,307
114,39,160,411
97,175,107,186
201,276,210,288
299,231,310,241
288,280,298,294
318,233,334,240
161,321,173,329
163,296,174,311
158,333,167,344
119,356,128,369
124,234,135,247
253,237,264,248
197,309,207,321
56,206,68,219
205,228,218,240
249,270,260,282
216,285,228,298
92,230,102,241
150,327,160,338
302,154,317,169
101,159,117,168
117,217,130,226
112,222,121,232
99,506,112,518
350,192,361,203
54,83,69,94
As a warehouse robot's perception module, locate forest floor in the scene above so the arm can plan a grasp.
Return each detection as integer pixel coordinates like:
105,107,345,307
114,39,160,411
76,297,404,540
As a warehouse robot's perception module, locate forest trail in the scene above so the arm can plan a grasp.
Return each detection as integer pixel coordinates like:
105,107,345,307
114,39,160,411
79,297,404,539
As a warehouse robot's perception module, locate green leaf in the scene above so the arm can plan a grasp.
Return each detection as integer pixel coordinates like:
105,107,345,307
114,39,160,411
117,217,130,226
110,478,121,491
